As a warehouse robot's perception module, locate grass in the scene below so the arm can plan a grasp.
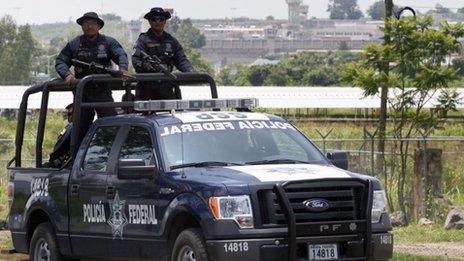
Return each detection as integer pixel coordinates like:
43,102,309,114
0,231,28,260
393,253,460,261
394,225,464,244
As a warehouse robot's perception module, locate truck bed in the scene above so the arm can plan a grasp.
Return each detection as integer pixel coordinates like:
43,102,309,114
8,167,70,253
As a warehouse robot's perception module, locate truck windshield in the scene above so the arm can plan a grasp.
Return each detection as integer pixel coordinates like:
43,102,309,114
158,120,327,169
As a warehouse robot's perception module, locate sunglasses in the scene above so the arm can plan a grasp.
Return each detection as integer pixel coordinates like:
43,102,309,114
62,111,73,117
150,17,166,23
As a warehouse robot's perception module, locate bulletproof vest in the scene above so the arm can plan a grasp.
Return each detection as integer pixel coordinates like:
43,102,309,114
144,36,175,72
74,35,111,78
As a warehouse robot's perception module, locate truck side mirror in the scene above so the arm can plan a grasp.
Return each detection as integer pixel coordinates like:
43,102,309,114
118,159,156,180
326,151,349,170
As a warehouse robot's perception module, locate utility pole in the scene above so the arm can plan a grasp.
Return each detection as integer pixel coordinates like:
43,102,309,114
377,0,393,174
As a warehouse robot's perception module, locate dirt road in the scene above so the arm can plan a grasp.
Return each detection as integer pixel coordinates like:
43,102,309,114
395,242,464,260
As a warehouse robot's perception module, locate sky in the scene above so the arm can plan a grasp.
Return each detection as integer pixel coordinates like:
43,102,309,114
0,0,463,25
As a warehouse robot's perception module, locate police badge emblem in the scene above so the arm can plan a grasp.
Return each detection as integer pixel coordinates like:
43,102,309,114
165,43,172,52
107,191,128,239
97,44,107,58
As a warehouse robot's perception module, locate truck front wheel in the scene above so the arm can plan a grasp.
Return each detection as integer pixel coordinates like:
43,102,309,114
29,222,63,261
171,228,208,261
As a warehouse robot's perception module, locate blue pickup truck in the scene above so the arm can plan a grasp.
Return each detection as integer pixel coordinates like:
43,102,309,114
7,73,393,260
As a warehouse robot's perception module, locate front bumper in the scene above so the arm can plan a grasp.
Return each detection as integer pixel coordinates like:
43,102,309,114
206,232,393,261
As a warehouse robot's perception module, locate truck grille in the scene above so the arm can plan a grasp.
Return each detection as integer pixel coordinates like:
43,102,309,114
256,181,366,226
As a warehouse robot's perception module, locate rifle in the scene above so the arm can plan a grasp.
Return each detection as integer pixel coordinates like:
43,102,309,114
139,50,177,80
71,59,135,79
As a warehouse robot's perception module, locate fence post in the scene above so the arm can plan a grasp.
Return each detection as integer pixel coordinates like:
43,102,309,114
421,137,428,218
315,129,333,154
412,128,434,219
363,127,379,176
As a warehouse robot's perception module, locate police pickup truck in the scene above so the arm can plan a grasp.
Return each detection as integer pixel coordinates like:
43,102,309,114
8,73,393,261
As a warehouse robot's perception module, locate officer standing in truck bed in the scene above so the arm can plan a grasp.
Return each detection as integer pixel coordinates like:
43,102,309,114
55,12,129,142
132,7,194,100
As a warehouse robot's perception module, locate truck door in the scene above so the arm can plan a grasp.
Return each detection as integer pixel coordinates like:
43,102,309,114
68,125,121,258
105,124,165,259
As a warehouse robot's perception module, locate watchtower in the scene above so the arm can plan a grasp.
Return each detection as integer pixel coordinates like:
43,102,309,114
286,0,308,32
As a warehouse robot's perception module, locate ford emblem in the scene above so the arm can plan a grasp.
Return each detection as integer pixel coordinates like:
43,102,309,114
303,199,330,212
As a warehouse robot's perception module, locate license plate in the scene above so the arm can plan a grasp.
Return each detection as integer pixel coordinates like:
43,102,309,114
308,244,338,260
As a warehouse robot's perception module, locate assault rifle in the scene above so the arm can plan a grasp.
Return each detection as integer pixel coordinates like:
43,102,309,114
71,59,135,79
139,50,177,80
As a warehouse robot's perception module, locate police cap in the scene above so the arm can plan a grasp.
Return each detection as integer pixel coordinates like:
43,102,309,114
144,7,172,20
76,12,105,28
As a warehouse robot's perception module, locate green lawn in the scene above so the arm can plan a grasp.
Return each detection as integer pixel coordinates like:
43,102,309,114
394,225,464,244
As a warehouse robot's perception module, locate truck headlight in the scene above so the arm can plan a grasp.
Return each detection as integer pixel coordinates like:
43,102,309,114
372,190,388,223
209,195,254,229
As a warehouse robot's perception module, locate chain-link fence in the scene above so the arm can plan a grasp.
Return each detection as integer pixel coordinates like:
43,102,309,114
311,131,464,177
310,129,464,219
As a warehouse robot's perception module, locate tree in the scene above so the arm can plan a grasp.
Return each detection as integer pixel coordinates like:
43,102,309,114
343,16,464,220
182,46,213,75
0,16,39,85
226,65,274,86
215,52,359,87
265,16,275,21
367,1,385,20
434,4,451,14
452,56,464,76
164,17,210,74
0,16,17,54
174,19,210,73
458,7,464,14
303,67,339,86
367,2,400,20
216,66,236,86
264,67,288,86
14,25,39,83
175,19,206,49
247,65,273,86
165,15,181,35
233,67,252,86
327,0,363,20
338,41,349,51
436,89,461,117
49,36,65,47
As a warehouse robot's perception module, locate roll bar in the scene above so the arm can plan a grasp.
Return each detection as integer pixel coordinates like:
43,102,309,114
13,72,218,167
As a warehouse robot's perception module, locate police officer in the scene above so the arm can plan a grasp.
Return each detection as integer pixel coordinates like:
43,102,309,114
48,104,74,168
55,12,129,141
132,7,194,100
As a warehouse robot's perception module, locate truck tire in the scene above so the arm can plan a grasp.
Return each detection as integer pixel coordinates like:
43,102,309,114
29,222,63,261
171,228,208,261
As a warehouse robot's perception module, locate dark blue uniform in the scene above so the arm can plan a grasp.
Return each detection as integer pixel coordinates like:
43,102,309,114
132,29,193,100
56,34,129,141
49,123,73,168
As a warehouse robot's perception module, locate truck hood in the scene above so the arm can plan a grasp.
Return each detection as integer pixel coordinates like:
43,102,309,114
176,164,360,185
171,164,382,196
